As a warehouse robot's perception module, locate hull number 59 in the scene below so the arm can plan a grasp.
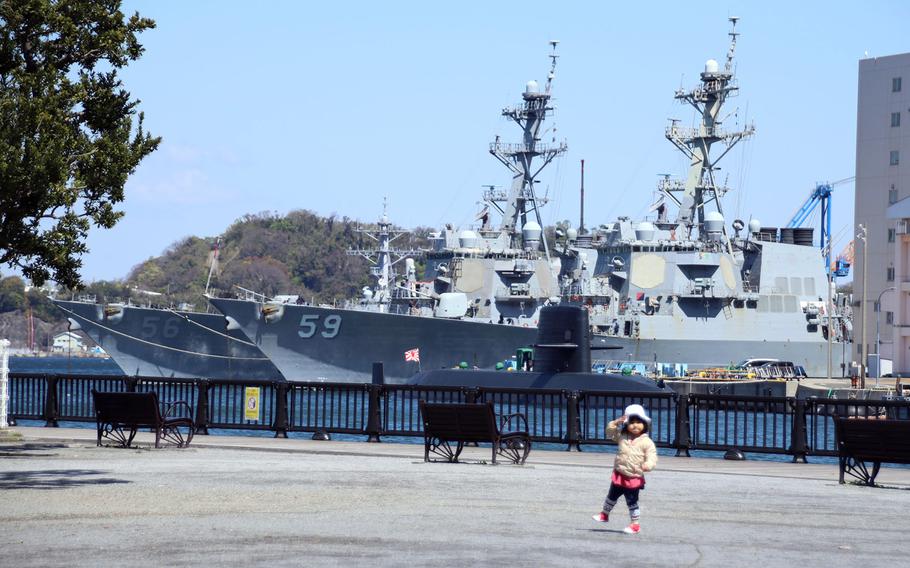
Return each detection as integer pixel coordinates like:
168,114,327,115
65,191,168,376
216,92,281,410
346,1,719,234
298,314,342,339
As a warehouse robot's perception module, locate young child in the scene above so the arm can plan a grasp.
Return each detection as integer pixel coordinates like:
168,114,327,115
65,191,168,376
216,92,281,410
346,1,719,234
592,404,657,534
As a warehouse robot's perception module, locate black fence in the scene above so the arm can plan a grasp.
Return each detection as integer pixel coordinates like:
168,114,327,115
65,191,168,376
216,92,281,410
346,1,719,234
7,373,910,462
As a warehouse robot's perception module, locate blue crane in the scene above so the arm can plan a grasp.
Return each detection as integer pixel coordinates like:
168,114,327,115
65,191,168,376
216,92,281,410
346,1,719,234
786,176,854,276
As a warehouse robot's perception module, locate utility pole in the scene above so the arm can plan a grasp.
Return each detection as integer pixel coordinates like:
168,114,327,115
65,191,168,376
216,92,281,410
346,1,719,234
858,224,868,389
875,286,896,387
826,270,833,381
0,339,9,429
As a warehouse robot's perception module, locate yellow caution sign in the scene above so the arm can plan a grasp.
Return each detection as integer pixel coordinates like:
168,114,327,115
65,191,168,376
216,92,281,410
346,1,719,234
244,387,261,421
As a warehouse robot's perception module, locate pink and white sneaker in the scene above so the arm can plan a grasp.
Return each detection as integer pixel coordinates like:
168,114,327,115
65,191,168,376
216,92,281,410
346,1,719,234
591,512,609,523
622,523,641,534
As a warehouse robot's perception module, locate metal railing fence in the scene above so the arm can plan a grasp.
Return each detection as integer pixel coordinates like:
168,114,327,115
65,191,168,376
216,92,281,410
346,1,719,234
7,372,910,462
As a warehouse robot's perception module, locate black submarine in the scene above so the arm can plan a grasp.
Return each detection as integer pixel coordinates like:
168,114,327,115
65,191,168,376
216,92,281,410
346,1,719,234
407,305,668,392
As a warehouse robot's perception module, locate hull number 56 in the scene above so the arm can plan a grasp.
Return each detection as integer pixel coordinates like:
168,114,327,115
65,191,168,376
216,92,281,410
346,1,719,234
298,314,342,338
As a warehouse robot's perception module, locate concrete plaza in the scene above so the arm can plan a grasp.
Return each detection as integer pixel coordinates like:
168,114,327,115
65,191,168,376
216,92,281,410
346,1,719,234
1,427,909,567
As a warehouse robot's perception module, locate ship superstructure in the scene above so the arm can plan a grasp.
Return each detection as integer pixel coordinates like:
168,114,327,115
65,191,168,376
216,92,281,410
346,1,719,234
381,41,566,325
209,44,570,381
345,198,424,313
557,18,852,377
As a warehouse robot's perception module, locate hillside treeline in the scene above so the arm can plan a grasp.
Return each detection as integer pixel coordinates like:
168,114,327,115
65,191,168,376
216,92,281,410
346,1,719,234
41,209,431,311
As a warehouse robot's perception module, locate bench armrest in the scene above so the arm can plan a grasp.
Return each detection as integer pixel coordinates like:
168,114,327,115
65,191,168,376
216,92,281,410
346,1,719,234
163,401,193,420
500,412,528,433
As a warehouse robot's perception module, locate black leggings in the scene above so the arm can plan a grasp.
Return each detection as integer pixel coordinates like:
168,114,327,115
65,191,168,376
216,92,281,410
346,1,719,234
603,483,641,520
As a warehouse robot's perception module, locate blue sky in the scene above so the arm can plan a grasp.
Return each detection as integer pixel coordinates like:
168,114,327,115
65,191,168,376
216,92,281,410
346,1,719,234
69,1,909,281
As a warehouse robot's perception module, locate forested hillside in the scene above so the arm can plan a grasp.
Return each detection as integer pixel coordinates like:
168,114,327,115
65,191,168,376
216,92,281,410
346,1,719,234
0,209,432,348
127,209,432,306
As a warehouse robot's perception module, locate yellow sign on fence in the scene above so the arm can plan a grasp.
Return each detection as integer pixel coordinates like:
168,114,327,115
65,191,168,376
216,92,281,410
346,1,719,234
244,387,261,421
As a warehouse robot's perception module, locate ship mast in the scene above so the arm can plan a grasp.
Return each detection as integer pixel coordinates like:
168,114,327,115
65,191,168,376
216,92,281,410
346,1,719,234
488,40,567,257
347,199,421,312
660,17,754,240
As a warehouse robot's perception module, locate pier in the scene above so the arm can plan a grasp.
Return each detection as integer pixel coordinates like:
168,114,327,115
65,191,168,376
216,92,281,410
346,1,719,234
2,426,909,566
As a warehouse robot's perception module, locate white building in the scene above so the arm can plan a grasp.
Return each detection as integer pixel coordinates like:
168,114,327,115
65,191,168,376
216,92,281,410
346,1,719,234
52,331,85,353
855,52,910,376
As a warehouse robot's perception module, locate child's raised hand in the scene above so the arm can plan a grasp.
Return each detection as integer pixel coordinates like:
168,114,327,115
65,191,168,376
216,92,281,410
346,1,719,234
617,414,627,423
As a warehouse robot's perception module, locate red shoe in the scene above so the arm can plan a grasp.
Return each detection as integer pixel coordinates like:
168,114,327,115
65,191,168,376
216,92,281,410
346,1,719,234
591,512,609,523
623,523,641,534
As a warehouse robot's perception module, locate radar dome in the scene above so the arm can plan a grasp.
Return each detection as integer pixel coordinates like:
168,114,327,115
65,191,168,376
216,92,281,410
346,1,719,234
705,59,719,73
566,227,578,241
635,221,656,242
522,221,542,238
704,211,724,234
525,80,539,94
748,219,762,234
522,221,542,251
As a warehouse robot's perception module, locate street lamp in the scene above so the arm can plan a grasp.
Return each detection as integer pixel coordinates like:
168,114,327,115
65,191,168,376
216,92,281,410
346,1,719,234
875,286,896,387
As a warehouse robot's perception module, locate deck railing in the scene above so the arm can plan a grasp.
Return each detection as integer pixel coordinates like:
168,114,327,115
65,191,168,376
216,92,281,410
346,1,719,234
7,372,910,462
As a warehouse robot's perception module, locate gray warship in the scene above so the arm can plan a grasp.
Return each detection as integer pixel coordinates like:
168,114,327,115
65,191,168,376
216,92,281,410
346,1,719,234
557,18,851,379
52,297,282,380
209,43,571,382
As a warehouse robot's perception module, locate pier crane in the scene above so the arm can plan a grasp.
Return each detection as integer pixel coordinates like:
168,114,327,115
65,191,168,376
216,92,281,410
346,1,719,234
832,240,853,278
786,176,855,275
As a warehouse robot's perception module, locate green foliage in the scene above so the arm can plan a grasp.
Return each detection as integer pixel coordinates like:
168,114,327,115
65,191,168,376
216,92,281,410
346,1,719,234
0,275,25,311
70,279,131,303
0,0,160,287
111,208,431,306
25,286,57,321
0,274,58,321
212,210,373,302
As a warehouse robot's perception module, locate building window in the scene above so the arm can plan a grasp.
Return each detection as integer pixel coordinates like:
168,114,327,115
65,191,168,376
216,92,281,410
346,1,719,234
894,77,903,92
887,267,895,281
890,187,899,204
888,228,896,242
893,112,902,127
887,311,894,325
891,150,900,166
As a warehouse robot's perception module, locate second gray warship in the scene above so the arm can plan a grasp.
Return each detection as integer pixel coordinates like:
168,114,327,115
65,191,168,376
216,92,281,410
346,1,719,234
557,18,852,378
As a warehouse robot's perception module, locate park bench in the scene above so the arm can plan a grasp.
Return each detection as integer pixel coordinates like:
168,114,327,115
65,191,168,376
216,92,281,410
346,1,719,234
835,416,910,485
92,390,195,449
419,401,531,464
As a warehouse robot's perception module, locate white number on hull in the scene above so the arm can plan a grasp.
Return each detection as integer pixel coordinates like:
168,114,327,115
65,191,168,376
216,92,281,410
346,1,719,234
140,316,180,339
321,315,341,338
298,314,342,339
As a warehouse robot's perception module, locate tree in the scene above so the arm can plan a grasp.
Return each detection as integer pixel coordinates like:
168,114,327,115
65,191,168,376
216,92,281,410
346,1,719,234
0,274,25,312
0,1,160,287
218,257,293,299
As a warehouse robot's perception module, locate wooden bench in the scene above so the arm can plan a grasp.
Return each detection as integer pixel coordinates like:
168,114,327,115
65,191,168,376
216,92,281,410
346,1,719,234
835,417,910,485
92,390,195,449
419,401,531,464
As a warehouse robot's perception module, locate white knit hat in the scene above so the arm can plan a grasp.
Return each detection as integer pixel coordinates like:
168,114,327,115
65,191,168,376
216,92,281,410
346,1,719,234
624,403,651,425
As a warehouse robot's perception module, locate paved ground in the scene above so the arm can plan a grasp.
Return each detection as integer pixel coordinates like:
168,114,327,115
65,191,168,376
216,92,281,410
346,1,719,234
2,427,909,567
